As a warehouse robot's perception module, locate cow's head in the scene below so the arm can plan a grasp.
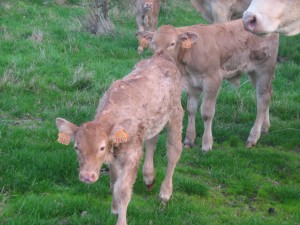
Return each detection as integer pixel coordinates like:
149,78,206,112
136,25,199,60
242,0,300,36
56,118,112,184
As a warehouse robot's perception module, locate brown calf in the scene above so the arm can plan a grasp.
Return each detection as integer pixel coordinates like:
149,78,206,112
136,0,160,54
137,19,279,151
56,50,183,225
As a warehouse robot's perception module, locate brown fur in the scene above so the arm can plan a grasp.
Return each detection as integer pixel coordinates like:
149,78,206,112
137,19,279,151
191,0,251,23
56,51,183,225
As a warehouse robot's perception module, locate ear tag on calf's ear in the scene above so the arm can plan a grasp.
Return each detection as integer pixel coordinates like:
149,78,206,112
58,132,71,145
181,38,192,49
139,37,149,48
113,129,129,144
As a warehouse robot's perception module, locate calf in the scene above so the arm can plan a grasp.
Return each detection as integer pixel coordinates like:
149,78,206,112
191,0,251,23
136,0,160,54
137,19,279,151
56,50,183,225
243,0,300,36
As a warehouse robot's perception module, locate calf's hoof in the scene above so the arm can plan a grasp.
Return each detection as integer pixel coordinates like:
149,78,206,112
147,179,155,191
183,141,194,149
159,192,172,203
111,208,118,215
202,144,212,152
246,141,255,148
261,127,269,134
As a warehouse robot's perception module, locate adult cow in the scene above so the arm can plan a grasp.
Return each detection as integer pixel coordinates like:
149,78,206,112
191,0,251,23
137,19,279,151
243,0,300,36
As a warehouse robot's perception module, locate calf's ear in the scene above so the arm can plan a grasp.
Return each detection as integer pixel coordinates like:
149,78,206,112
136,31,154,47
56,118,78,140
178,32,199,49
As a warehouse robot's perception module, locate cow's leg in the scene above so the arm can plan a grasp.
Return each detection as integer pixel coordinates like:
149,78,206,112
160,107,183,202
143,135,159,190
201,78,221,151
113,145,143,225
184,93,199,148
247,71,273,147
211,1,234,22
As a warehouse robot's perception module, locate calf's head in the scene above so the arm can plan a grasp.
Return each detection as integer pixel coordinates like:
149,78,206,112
136,25,199,59
143,0,154,11
56,118,111,184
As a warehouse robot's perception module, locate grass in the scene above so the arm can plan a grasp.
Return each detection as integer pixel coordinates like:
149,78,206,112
0,0,300,224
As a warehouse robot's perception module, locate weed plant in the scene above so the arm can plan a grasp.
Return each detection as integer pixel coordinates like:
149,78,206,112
0,0,300,224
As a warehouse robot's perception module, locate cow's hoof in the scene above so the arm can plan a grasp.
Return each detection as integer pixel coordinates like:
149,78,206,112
147,179,155,191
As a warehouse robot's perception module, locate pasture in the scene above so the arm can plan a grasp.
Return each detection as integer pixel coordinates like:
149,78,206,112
0,0,300,224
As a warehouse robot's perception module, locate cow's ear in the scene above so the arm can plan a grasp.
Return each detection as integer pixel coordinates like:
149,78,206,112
178,32,199,49
56,118,78,144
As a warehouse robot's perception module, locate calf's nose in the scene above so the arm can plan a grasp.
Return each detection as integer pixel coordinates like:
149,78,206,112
144,2,153,9
243,11,257,32
79,171,98,183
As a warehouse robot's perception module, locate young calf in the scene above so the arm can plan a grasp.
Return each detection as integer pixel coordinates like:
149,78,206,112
137,19,279,151
56,51,183,225
136,0,160,54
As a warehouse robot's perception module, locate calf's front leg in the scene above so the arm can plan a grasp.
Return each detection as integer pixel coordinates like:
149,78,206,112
113,145,143,225
201,79,221,151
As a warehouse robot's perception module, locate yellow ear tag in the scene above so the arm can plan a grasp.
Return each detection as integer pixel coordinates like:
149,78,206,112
58,132,71,145
113,129,129,144
181,38,192,49
139,37,149,48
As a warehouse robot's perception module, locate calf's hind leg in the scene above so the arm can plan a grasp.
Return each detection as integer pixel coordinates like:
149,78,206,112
247,71,273,147
160,108,183,202
143,135,159,190
184,93,199,148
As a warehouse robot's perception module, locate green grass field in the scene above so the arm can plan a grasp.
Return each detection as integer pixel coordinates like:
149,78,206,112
0,0,300,224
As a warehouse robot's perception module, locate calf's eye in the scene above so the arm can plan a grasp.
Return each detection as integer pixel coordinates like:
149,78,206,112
100,146,105,151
